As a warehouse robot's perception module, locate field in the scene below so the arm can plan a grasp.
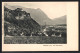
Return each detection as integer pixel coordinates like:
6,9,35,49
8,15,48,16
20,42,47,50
4,36,67,44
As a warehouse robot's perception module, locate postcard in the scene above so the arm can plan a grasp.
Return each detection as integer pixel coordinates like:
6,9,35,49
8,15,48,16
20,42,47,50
2,2,78,51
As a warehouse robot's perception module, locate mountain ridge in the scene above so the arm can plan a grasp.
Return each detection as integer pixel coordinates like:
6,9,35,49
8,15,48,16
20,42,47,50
4,4,67,25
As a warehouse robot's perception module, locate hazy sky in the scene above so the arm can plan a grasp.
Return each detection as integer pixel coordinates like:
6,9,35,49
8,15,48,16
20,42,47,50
5,2,66,19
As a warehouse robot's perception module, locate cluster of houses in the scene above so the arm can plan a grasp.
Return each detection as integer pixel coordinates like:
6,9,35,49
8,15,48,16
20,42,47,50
42,25,67,37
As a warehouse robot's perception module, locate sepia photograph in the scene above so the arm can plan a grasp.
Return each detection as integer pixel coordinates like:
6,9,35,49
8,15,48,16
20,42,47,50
2,2,78,51
4,2,67,44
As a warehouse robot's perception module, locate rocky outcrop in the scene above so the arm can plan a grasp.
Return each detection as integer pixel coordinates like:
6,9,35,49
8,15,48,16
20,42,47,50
4,6,41,36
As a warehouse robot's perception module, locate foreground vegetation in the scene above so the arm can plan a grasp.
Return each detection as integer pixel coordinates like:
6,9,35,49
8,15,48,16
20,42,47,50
4,36,67,44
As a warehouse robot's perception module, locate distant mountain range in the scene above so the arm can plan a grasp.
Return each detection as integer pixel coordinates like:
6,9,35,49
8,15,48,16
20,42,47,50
4,4,67,25
52,15,66,25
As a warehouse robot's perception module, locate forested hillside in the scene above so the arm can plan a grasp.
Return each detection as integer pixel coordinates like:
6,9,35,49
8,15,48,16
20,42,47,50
4,6,41,36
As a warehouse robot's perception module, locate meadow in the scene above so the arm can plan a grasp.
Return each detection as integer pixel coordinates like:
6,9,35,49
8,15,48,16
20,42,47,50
4,36,67,44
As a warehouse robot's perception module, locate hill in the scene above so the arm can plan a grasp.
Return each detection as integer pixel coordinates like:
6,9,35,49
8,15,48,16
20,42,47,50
4,6,41,36
52,15,67,25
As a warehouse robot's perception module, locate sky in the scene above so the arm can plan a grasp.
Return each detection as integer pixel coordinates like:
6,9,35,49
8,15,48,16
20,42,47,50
4,2,67,19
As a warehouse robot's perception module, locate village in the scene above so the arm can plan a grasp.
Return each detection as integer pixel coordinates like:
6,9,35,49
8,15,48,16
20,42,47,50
5,22,67,38
4,7,67,44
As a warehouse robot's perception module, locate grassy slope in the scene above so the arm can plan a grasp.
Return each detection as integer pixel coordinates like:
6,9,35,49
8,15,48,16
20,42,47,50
4,36,67,44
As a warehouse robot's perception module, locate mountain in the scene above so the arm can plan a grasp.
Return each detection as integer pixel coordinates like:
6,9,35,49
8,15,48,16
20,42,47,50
4,4,67,25
52,15,67,25
4,6,41,36
24,9,67,25
4,4,53,25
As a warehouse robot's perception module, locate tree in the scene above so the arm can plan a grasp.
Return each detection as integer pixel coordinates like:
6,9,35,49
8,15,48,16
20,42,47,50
14,8,22,19
15,8,22,12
